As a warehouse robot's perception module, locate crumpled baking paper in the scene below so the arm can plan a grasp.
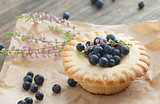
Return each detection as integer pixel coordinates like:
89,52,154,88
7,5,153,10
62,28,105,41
0,18,160,104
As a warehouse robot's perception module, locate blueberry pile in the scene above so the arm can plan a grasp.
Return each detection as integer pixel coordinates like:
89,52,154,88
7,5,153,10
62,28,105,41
76,34,130,67
22,72,44,93
18,71,78,103
18,72,45,104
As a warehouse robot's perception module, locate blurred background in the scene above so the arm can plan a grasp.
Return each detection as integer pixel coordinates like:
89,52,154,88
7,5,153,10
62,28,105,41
0,0,160,69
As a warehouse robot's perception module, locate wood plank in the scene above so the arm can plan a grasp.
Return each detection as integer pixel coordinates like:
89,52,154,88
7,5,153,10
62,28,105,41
0,0,160,69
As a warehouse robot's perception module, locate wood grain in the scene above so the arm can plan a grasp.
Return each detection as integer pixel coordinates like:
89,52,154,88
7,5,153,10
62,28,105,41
0,0,160,69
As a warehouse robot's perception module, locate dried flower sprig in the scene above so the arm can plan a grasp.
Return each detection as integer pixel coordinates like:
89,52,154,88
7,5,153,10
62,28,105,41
15,12,80,54
15,12,80,35
0,12,83,58
0,44,63,58
1,29,72,58
6,31,63,44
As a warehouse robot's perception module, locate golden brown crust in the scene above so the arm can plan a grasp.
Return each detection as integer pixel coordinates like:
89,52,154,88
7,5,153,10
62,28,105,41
61,30,150,94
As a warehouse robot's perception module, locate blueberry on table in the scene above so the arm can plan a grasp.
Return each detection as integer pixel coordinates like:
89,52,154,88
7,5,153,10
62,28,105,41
93,46,104,54
108,59,115,67
120,45,130,55
113,55,121,65
138,1,144,9
24,97,33,104
0,43,4,50
106,34,115,41
30,84,38,93
17,100,27,104
23,76,32,83
35,92,44,100
112,49,121,57
94,37,104,45
63,12,70,20
27,72,34,78
104,45,113,54
67,78,77,87
22,81,31,91
99,57,108,67
89,55,99,65
91,0,98,4
96,0,104,8
52,84,61,94
34,74,44,85
76,43,85,52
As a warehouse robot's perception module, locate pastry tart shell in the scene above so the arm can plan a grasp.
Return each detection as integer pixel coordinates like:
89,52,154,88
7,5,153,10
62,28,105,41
61,30,150,95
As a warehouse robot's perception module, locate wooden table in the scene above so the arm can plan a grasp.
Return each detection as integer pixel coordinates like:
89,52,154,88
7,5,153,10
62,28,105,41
0,0,160,69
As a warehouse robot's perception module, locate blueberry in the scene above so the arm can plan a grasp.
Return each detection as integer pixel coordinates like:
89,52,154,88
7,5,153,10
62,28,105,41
24,97,33,104
108,59,115,67
63,12,70,20
112,49,121,56
99,57,108,67
120,45,130,55
94,37,104,45
76,43,85,51
85,41,92,46
23,76,32,83
27,72,34,78
103,54,111,60
34,74,44,85
111,47,115,51
0,43,5,50
138,1,144,9
30,84,38,93
116,44,122,49
113,55,121,65
114,39,119,43
106,34,115,41
22,81,31,91
17,100,27,104
93,46,103,54
67,78,77,87
104,45,112,54
52,84,61,94
90,52,102,58
91,0,97,4
35,92,44,100
89,55,99,65
84,49,93,56
100,44,106,48
96,0,104,8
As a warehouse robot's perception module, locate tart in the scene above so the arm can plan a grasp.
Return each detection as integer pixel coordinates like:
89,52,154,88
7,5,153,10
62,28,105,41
61,30,150,95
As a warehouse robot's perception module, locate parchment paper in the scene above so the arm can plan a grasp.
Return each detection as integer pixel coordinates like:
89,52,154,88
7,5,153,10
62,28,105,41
0,18,160,104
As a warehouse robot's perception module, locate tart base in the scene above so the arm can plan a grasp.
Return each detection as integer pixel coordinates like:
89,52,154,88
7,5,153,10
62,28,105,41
62,30,150,95
79,81,131,95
